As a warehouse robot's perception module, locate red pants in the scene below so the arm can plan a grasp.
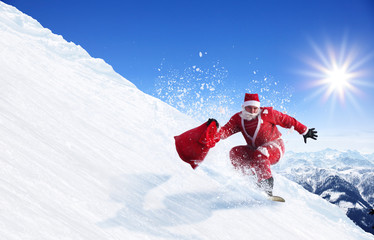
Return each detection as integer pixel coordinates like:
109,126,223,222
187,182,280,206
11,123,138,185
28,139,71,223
229,139,285,181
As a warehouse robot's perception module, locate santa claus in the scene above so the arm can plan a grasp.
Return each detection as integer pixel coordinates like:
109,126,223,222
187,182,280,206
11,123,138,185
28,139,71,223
218,93,318,196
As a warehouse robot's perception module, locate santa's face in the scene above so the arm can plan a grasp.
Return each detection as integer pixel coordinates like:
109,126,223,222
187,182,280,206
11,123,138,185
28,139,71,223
244,106,259,114
241,105,260,120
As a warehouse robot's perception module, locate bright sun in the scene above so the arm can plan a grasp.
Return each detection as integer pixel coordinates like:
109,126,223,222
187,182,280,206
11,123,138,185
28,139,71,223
324,66,353,100
327,68,349,89
303,38,367,106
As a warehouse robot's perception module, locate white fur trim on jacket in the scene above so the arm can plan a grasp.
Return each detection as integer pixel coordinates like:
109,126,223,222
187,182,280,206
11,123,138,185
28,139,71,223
302,128,309,135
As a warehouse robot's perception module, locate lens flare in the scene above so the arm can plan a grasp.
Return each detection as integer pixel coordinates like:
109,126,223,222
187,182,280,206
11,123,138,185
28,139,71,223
302,37,371,107
319,64,356,103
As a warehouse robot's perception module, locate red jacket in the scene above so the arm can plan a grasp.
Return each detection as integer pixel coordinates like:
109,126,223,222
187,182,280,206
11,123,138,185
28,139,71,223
219,107,308,148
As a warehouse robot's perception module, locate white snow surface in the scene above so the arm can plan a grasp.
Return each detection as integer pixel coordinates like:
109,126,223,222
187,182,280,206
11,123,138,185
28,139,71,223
0,2,372,240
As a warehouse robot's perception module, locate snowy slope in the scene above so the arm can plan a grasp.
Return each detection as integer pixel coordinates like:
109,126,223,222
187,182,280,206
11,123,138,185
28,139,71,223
0,2,372,240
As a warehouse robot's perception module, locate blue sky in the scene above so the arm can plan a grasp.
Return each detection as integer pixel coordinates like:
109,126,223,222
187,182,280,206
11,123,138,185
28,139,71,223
4,0,374,152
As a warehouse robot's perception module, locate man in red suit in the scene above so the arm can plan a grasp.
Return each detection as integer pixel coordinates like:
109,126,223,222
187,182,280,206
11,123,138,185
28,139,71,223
218,93,318,196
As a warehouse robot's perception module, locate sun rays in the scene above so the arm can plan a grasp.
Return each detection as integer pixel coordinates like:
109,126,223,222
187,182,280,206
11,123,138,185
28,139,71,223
301,37,372,108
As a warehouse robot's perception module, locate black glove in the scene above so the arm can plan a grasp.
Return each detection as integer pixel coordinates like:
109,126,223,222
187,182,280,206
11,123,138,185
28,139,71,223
369,209,374,215
303,128,318,143
206,118,219,128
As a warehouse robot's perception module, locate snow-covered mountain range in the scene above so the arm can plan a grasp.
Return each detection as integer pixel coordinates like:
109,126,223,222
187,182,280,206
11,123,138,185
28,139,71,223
0,1,373,239
275,149,374,234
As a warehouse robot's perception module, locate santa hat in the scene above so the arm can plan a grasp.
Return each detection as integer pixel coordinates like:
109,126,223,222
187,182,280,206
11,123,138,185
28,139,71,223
242,93,260,108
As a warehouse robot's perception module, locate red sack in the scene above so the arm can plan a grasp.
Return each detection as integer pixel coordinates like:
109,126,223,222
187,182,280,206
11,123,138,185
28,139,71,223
174,120,219,169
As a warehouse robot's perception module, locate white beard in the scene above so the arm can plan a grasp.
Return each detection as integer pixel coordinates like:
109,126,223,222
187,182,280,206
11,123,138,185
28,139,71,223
240,109,259,121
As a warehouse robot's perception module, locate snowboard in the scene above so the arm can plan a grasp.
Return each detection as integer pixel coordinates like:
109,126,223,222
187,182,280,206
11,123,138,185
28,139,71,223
268,195,285,202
